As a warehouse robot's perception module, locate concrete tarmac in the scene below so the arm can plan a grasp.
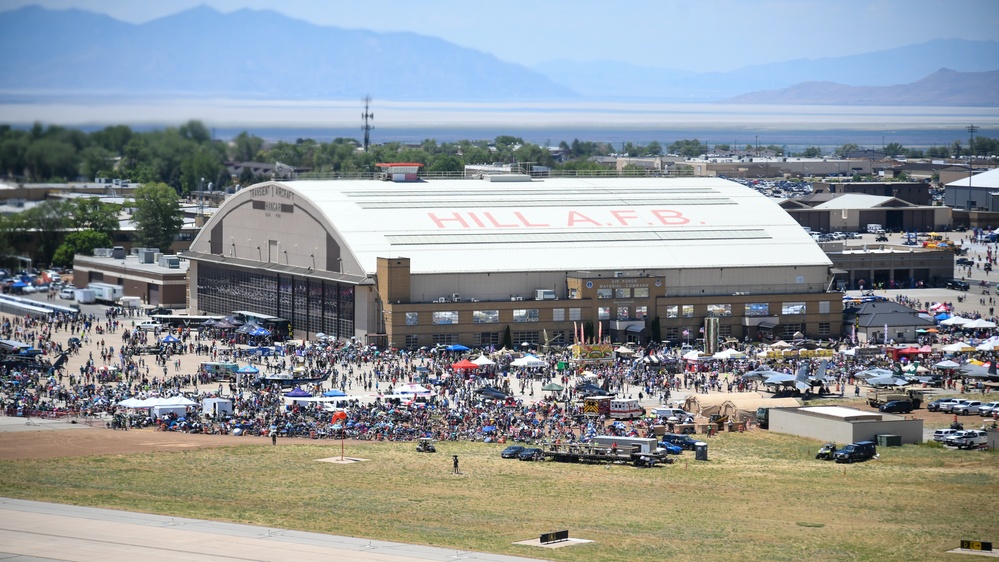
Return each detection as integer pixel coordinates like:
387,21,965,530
0,497,544,562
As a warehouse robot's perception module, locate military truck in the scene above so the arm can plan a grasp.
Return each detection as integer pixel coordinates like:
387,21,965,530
756,407,770,429
867,389,925,409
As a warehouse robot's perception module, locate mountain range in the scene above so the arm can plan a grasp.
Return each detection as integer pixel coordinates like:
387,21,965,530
0,5,997,106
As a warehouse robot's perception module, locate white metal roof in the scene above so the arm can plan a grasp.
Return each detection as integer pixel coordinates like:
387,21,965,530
264,176,832,275
946,167,999,188
812,193,895,210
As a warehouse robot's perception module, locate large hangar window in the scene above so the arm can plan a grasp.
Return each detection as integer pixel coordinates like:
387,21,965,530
197,264,354,338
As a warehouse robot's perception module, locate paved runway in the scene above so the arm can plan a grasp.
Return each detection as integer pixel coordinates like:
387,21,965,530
0,498,544,562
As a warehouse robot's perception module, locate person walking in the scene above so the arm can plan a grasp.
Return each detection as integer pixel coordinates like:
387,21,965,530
452,455,459,474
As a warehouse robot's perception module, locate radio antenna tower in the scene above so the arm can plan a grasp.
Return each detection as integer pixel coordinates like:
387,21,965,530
362,95,374,152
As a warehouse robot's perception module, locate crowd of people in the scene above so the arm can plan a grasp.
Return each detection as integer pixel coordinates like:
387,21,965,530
2,303,992,446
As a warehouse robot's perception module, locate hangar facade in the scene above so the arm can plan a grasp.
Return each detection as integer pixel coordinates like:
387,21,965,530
183,173,843,347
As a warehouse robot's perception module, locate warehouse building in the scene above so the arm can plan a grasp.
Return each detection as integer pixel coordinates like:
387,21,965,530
182,171,843,347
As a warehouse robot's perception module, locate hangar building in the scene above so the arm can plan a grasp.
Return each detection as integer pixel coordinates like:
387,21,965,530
183,173,843,347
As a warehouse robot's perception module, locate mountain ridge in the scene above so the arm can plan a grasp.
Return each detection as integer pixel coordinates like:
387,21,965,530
1,5,997,105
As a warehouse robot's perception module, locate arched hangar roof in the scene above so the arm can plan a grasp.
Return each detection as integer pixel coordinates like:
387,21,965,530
216,176,831,275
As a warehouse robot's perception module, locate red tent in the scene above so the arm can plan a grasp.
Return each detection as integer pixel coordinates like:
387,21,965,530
451,359,480,370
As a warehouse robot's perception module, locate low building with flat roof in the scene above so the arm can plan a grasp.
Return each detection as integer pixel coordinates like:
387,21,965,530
769,405,923,444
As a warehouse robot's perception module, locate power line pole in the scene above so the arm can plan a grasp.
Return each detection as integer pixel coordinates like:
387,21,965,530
362,95,374,153
967,124,979,206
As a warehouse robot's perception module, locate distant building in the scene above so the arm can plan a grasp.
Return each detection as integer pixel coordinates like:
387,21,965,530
780,193,950,233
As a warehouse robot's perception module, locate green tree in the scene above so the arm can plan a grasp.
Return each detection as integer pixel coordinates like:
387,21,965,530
645,141,663,156
834,143,860,158
884,142,905,157
801,146,822,158
713,143,730,152
231,131,264,162
131,182,183,251
52,230,112,267
180,147,225,195
667,139,708,158
70,198,120,237
502,325,513,350
24,139,79,181
427,154,464,173
13,200,70,263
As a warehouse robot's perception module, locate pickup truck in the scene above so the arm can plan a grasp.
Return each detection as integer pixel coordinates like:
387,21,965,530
944,429,988,449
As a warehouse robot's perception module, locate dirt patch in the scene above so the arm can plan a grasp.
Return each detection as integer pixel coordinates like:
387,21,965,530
0,426,360,461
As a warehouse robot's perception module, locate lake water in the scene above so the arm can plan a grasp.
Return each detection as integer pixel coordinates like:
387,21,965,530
2,97,996,150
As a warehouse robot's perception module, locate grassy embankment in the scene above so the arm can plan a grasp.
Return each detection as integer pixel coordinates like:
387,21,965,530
2,427,996,561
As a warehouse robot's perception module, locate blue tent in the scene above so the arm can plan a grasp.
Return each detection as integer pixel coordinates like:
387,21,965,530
322,389,346,397
249,327,271,337
284,387,312,397
446,344,469,351
161,334,180,343
237,365,259,374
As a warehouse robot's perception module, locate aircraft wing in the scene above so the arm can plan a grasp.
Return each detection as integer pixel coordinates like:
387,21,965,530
855,368,894,380
763,373,798,387
866,375,909,387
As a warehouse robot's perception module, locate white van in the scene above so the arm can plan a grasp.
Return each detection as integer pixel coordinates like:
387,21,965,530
59,287,75,300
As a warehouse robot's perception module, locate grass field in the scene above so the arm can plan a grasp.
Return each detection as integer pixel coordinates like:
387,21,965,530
1,427,996,561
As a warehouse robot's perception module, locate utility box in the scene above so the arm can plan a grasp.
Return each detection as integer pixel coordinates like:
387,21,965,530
694,441,708,461
877,434,902,447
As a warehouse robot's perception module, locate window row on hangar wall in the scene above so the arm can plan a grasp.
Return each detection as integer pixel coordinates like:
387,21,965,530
394,320,835,349
395,299,836,326
196,263,355,337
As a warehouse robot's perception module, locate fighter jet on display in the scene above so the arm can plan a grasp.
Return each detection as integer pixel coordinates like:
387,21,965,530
749,360,831,392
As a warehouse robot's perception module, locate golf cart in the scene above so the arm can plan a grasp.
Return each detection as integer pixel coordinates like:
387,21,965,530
816,442,838,460
416,437,436,453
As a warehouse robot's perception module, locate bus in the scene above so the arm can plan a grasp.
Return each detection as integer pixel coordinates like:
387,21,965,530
232,310,292,341
150,314,224,329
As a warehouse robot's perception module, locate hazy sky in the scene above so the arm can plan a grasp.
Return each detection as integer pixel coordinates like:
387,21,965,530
4,0,998,72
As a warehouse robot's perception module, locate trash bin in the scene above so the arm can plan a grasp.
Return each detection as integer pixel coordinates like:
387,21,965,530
694,441,708,461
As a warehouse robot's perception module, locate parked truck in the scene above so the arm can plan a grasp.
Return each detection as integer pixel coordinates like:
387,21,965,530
73,288,96,304
756,407,770,429
867,389,925,409
88,282,124,304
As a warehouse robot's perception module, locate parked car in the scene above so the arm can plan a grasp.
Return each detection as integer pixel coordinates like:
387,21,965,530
978,401,999,417
933,428,958,442
147,306,173,315
927,397,960,412
518,447,543,461
657,441,684,455
500,445,525,459
956,257,974,266
940,398,971,414
954,401,983,415
879,400,914,414
661,433,699,451
847,232,863,239
945,429,988,449
833,441,877,463
946,279,970,291
137,322,163,331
